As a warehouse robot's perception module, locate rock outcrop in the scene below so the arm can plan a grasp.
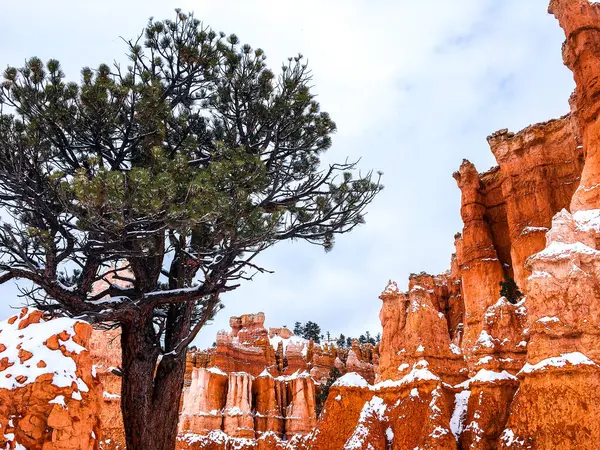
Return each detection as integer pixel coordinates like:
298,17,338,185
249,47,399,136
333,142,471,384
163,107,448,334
0,308,101,450
186,313,377,384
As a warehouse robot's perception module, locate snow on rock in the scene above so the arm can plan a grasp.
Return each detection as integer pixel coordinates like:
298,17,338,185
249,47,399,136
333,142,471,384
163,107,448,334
0,307,101,449
531,241,600,261
343,396,387,449
382,280,400,295
456,370,517,389
207,366,228,376
500,428,526,447
0,308,89,391
268,334,309,356
450,390,470,439
519,352,596,374
333,372,369,388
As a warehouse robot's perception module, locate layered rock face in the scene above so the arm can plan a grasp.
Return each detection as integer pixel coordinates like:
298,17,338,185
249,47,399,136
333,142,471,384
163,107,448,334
0,308,101,450
178,313,352,443
186,313,377,384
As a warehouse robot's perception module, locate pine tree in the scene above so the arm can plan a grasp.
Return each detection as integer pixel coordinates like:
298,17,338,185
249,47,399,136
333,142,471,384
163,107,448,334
0,11,381,450
293,322,303,335
499,277,524,305
303,321,322,343
316,366,342,416
337,333,346,348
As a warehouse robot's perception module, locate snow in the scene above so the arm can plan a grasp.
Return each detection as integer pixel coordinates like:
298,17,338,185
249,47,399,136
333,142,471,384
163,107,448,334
416,345,425,352
383,280,400,295
538,316,560,324
500,428,526,447
257,368,272,378
0,309,90,393
385,427,394,442
521,226,549,236
268,334,309,357
430,426,449,438
573,209,600,232
398,360,439,384
207,366,227,376
343,397,387,449
103,391,120,400
275,370,311,382
449,344,462,355
533,241,600,260
450,390,470,439
475,330,496,349
410,388,419,398
398,363,410,371
333,372,369,388
519,352,596,374
49,395,66,407
476,356,492,365
456,370,517,389
375,360,440,390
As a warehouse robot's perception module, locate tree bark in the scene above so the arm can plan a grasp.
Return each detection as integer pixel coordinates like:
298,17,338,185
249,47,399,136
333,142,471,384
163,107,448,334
120,318,189,450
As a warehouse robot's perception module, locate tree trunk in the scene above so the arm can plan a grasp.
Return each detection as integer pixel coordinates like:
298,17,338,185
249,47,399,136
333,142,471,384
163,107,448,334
120,319,189,450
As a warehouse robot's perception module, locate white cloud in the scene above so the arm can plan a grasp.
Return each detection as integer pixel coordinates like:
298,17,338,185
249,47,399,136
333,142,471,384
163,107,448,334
0,0,574,347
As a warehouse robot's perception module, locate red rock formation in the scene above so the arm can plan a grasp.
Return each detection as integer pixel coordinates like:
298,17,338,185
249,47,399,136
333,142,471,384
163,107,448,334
179,368,228,435
377,275,466,386
253,372,285,438
0,308,101,450
89,328,124,450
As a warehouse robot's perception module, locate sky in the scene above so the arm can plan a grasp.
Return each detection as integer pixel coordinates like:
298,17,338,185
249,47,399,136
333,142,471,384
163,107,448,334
0,0,574,348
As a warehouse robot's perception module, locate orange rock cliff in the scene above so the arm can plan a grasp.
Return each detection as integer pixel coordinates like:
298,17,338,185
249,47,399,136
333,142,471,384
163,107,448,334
2,1,600,448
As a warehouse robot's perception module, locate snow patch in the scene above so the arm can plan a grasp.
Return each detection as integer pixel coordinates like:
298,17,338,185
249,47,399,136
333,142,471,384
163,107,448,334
333,372,369,388
457,370,517,389
0,309,90,392
519,352,596,374
450,390,470,439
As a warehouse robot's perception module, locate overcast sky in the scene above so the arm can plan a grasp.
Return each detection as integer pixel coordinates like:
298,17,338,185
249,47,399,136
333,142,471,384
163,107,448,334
0,0,574,347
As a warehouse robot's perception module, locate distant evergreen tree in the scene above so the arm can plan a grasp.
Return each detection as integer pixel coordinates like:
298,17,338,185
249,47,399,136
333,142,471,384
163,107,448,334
304,321,322,343
346,337,353,347
376,333,381,344
499,277,524,305
365,331,376,345
316,367,342,416
337,334,346,348
293,322,303,335
358,334,367,344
